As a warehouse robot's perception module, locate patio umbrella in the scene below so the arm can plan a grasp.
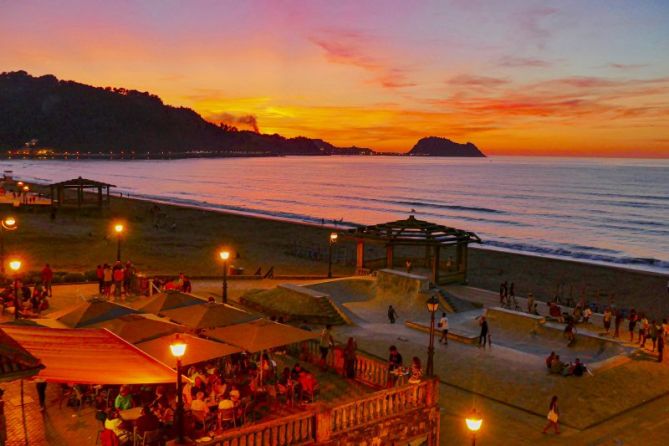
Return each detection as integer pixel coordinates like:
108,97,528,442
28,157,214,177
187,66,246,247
51,298,139,328
136,291,207,314
89,313,185,344
136,333,242,368
160,303,257,330
0,328,44,383
202,319,318,353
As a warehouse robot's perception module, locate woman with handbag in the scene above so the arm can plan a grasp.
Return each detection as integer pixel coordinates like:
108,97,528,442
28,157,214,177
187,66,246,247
542,395,560,435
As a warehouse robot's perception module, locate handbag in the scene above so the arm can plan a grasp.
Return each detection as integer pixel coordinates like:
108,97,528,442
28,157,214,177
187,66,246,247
547,409,558,423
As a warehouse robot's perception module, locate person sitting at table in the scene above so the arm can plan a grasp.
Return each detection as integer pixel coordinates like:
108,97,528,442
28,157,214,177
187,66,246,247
104,409,131,444
229,386,241,404
135,405,160,437
190,391,209,413
387,345,403,387
156,400,174,429
291,363,305,381
210,381,227,402
114,386,133,410
151,385,168,408
297,369,318,401
408,356,423,384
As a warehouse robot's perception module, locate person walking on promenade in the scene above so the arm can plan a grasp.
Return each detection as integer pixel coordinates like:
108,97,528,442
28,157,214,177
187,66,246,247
41,263,53,297
650,320,660,352
499,281,507,305
344,337,357,379
628,309,638,342
478,316,489,348
405,259,412,273
103,264,113,299
542,395,560,435
388,305,398,324
658,333,665,363
603,307,612,335
318,325,334,371
96,264,104,294
112,262,125,301
438,313,449,344
527,292,535,314
614,309,623,338
387,345,403,387
639,313,649,346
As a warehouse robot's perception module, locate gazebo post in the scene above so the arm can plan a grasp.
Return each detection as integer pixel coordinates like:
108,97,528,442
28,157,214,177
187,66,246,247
432,244,440,284
106,186,110,207
386,244,394,269
98,186,102,208
462,244,469,283
356,239,365,274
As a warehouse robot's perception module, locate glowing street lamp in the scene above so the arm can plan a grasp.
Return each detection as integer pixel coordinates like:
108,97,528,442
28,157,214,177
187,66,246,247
113,223,125,261
426,295,439,376
0,216,17,274
465,408,483,446
219,250,230,304
170,334,188,445
327,232,338,278
9,259,22,320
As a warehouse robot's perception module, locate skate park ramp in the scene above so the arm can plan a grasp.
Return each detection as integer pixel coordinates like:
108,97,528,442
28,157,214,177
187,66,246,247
480,307,632,365
313,269,436,324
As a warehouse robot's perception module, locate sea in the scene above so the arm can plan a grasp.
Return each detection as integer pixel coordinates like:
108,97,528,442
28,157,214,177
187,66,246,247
2,156,668,273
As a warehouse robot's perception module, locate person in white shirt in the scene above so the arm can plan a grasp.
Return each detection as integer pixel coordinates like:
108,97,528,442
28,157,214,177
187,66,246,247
438,313,449,345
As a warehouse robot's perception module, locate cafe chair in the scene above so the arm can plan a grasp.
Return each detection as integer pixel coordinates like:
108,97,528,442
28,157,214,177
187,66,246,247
218,407,237,429
137,429,163,446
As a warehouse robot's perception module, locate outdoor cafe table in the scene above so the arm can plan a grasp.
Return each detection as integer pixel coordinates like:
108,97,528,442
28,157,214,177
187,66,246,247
119,406,143,421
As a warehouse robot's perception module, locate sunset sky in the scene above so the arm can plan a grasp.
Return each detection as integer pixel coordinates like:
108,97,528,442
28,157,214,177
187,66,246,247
1,0,668,157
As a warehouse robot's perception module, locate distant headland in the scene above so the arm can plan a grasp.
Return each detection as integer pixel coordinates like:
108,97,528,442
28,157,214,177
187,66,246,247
0,71,485,159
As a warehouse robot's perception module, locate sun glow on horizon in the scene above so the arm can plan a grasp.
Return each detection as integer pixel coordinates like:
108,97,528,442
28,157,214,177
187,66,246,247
1,1,668,157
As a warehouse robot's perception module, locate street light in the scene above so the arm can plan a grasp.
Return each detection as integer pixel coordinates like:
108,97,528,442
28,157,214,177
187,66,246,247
426,294,439,376
219,250,230,304
22,185,29,205
465,408,483,446
170,334,188,445
327,232,338,278
0,216,17,274
9,259,21,320
113,223,124,261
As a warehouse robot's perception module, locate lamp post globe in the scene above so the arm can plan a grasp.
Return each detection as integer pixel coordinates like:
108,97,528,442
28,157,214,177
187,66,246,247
113,223,124,261
465,408,483,446
0,216,17,274
426,295,439,376
219,250,230,304
170,335,188,444
9,259,22,321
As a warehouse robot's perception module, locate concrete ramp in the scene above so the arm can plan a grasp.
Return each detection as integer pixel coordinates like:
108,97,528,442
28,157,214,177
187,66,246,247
343,270,436,323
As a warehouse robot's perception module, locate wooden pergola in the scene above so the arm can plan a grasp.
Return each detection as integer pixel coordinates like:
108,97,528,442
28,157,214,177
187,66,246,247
344,215,481,285
49,176,115,208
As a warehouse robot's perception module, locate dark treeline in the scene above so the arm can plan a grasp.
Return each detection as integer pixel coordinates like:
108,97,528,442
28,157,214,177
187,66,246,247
0,71,373,156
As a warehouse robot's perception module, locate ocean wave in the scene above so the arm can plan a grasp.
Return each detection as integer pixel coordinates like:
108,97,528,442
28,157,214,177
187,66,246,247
483,240,669,271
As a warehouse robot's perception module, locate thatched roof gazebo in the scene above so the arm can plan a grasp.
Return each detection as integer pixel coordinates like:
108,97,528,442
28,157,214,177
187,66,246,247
344,215,481,284
49,176,115,208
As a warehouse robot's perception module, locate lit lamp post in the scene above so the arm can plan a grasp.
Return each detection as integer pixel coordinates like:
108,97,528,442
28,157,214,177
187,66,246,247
9,259,21,320
22,185,29,205
170,335,187,445
113,223,124,261
426,295,439,376
0,216,18,274
465,408,483,446
327,232,338,278
219,250,230,303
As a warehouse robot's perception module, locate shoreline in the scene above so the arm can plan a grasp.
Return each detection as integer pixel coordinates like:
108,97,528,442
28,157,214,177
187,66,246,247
11,173,669,276
7,182,668,315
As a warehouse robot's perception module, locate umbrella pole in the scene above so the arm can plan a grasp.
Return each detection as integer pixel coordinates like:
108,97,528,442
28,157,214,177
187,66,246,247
21,379,28,446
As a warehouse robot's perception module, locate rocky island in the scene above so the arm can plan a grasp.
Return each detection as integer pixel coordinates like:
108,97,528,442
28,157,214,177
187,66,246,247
407,136,486,157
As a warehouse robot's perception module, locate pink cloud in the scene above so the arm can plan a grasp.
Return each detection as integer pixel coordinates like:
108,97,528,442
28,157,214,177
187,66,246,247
310,30,414,89
498,56,551,68
448,74,509,88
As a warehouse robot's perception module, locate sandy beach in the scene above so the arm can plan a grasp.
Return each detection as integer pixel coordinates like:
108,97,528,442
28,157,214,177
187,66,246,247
6,189,668,314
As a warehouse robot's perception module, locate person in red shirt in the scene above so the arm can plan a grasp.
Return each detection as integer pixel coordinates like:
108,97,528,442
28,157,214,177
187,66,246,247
112,263,125,301
96,265,104,294
41,264,54,297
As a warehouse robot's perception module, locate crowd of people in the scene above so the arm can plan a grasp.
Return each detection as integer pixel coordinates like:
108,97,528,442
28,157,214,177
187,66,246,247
545,352,589,377
0,263,53,318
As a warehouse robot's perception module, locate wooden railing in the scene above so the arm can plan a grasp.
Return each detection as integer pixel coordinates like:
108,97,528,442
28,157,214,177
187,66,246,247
329,379,432,434
202,410,316,446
